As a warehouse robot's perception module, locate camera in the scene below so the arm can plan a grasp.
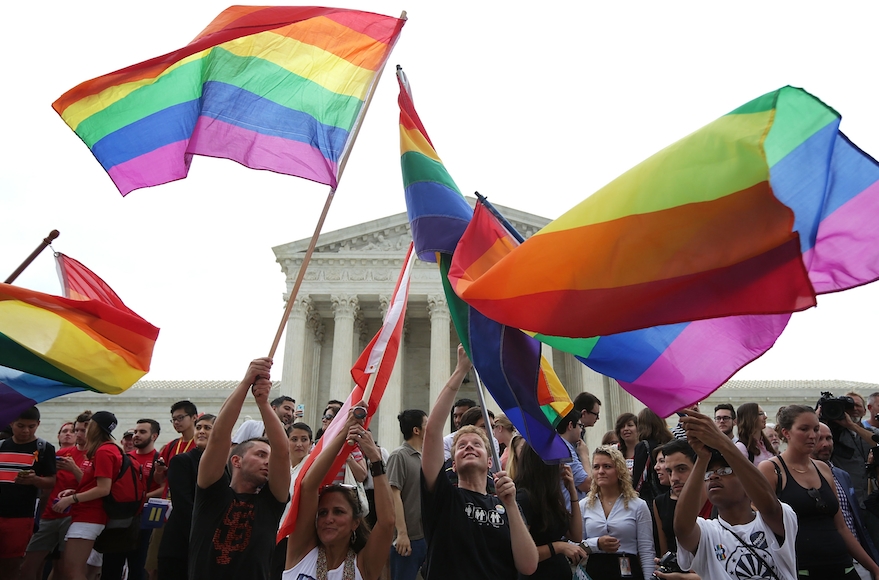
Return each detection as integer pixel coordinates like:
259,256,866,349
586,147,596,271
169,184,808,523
652,551,682,578
817,391,855,422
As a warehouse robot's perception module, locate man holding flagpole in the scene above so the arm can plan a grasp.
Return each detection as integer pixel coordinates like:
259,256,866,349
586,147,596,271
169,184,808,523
420,345,538,579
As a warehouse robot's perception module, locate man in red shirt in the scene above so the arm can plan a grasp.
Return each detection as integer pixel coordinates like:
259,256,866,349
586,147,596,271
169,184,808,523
18,411,91,580
103,419,162,580
145,402,197,580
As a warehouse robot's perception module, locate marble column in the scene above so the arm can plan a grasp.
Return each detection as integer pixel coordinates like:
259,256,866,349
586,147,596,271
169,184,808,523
377,294,404,450
303,310,324,429
280,295,312,399
427,295,450,415
330,294,359,403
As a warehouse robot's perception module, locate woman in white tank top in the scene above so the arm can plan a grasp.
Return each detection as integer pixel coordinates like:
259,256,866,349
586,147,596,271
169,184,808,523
283,402,394,580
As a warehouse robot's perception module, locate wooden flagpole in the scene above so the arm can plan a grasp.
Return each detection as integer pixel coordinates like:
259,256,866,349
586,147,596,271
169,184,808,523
268,11,408,358
4,230,60,284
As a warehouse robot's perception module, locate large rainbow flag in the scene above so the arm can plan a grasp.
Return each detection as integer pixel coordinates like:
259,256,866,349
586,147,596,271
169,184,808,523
398,68,572,460
53,6,406,196
0,258,158,426
452,87,879,415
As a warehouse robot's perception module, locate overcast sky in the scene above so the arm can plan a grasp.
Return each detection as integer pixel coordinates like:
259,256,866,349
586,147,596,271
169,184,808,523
3,1,877,387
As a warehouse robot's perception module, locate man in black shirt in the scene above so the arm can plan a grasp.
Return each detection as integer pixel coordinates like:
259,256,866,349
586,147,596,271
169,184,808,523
0,406,55,580
190,358,290,580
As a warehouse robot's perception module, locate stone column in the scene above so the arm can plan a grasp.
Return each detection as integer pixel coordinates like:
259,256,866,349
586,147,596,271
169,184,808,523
427,295,450,415
377,294,404,449
303,310,324,429
330,294,359,403
280,295,312,399
541,342,554,368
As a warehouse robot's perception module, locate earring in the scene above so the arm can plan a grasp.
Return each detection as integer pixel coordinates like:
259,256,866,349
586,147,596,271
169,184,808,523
350,531,356,546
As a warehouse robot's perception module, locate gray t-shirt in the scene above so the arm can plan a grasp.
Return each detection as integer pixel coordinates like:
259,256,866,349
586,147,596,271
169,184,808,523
387,440,424,540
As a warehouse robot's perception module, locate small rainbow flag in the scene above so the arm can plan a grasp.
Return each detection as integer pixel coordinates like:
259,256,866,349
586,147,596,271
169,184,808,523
0,259,158,426
53,7,406,196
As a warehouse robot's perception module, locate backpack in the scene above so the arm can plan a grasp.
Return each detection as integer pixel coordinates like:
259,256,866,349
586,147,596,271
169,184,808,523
103,448,148,520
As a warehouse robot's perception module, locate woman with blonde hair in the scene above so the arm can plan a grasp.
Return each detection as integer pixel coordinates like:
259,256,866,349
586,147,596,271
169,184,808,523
580,445,655,579
493,414,516,470
506,434,526,481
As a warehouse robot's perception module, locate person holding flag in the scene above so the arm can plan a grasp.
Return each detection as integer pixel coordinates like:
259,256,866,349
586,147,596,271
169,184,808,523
420,345,538,579
284,402,394,580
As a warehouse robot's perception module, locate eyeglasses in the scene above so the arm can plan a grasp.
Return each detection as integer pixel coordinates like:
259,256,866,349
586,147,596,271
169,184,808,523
703,466,734,480
584,409,600,420
322,414,335,421
714,416,733,422
170,414,191,424
807,488,828,511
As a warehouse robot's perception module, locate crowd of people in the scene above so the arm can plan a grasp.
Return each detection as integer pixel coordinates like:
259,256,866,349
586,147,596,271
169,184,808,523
2,352,879,580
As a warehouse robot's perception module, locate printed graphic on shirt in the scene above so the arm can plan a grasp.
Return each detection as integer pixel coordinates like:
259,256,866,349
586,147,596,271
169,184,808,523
211,498,255,564
715,531,776,580
463,502,505,528
0,451,37,483
295,575,316,580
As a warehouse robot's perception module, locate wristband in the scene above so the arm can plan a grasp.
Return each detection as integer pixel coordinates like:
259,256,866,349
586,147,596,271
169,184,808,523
370,460,386,477
72,493,79,503
547,542,556,557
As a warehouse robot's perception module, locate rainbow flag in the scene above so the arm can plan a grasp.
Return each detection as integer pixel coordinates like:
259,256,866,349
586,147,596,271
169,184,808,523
0,261,158,426
398,68,571,461
54,7,406,196
398,67,472,262
452,87,879,415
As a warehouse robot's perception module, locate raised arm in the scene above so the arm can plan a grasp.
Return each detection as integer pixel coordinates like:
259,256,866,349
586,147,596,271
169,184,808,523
681,411,784,539
287,404,364,567
357,429,396,580
422,345,471,492
198,358,272,489
253,376,291,503
673,445,709,554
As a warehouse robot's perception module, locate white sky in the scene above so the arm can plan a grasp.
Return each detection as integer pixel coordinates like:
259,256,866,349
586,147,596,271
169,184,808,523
2,1,878,385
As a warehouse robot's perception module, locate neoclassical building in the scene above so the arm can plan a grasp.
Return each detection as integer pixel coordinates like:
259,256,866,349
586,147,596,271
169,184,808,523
32,202,879,451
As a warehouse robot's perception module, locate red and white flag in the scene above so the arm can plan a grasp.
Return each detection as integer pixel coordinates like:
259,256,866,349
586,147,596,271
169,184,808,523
277,243,415,541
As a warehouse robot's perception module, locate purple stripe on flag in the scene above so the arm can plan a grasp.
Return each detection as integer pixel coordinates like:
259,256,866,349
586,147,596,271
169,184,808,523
806,179,879,294
107,140,191,196
189,117,338,187
620,313,791,416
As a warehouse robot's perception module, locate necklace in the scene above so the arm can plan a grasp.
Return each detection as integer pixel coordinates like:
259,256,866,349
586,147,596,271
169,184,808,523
791,466,808,473
316,546,356,580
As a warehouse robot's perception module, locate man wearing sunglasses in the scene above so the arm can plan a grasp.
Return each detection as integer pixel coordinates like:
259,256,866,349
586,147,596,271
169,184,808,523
674,411,797,580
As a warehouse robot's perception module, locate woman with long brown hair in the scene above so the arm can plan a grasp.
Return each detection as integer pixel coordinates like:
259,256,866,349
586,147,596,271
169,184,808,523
759,405,879,580
614,413,639,475
735,402,775,464
53,411,120,580
580,446,655,579
631,408,673,505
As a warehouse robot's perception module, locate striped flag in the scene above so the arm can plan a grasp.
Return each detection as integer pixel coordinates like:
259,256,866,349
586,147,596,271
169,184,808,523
277,243,415,541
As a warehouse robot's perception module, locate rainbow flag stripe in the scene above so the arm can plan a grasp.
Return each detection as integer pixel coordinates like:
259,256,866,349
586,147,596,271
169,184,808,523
0,282,158,425
453,87,879,416
54,7,405,196
398,70,472,262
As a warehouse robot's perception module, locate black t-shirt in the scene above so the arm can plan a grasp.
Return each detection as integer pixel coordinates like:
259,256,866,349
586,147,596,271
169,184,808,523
515,488,569,580
421,466,516,580
159,447,202,561
0,438,56,518
189,472,287,580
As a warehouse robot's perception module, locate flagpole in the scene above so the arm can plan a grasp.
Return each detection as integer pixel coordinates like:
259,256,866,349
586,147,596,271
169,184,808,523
268,11,407,359
472,368,503,473
5,230,60,284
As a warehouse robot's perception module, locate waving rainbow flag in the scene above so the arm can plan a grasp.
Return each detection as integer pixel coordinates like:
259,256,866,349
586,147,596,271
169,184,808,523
53,7,405,196
0,258,158,426
398,68,571,461
452,87,879,415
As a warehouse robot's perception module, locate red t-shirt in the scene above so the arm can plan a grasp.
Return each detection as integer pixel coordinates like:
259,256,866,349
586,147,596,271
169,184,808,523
70,442,122,525
42,446,87,520
130,449,161,493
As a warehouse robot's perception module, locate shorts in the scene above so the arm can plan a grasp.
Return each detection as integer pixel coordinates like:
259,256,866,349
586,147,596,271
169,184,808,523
65,522,105,541
0,516,36,559
87,548,103,567
27,516,72,552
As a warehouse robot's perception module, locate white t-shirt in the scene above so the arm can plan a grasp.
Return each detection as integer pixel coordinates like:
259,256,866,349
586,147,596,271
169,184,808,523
677,502,798,580
282,546,364,580
232,420,265,444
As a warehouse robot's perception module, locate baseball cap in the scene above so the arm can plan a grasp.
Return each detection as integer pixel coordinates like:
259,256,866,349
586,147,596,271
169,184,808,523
91,411,118,437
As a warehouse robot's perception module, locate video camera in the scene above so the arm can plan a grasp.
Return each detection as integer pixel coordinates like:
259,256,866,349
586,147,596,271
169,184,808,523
817,391,856,422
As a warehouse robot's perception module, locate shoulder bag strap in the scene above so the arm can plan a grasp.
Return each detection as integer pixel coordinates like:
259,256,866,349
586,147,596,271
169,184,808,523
718,521,782,580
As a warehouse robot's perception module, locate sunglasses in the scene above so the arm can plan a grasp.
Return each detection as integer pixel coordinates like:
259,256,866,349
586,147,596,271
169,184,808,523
703,466,734,480
322,414,335,421
807,488,828,511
